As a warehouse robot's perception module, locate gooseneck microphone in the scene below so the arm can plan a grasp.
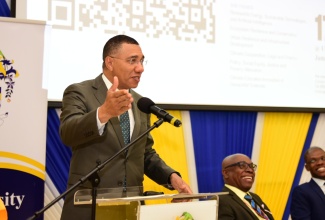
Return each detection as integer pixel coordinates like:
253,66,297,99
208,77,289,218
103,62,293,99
137,97,182,127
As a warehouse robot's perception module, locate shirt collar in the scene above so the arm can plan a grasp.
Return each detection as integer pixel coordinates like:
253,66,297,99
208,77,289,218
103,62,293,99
225,184,249,199
312,177,325,188
102,74,112,89
102,74,130,93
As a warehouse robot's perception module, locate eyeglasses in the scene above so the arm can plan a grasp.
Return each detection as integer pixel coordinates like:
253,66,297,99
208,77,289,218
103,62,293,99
224,161,257,171
109,56,147,66
307,156,325,164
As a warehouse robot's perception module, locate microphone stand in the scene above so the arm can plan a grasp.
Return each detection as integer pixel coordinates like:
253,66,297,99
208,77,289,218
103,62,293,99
28,118,165,220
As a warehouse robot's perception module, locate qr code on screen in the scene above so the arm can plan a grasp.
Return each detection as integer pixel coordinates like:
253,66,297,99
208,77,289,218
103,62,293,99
48,0,216,43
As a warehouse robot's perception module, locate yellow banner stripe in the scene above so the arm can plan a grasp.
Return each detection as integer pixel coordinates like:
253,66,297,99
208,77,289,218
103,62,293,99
0,162,45,180
143,111,189,204
0,151,45,171
255,112,312,220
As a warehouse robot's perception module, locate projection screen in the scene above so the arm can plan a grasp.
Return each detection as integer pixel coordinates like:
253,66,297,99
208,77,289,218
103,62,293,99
14,0,325,110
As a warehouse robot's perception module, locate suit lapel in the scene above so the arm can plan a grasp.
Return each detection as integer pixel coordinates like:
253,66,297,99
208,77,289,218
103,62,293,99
223,187,258,220
92,74,107,105
310,179,325,202
92,74,125,148
131,91,141,141
110,117,125,148
127,90,142,155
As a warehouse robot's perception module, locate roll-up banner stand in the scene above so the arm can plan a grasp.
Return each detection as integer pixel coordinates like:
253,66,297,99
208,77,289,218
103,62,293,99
0,17,50,219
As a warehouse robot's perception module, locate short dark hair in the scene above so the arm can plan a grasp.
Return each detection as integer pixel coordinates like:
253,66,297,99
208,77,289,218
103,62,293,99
304,146,324,163
102,35,139,61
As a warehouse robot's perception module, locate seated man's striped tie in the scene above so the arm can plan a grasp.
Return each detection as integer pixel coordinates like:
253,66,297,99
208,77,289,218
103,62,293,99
244,194,269,220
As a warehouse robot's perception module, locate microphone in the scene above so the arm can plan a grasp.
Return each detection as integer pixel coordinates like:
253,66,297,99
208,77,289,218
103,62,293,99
137,97,182,127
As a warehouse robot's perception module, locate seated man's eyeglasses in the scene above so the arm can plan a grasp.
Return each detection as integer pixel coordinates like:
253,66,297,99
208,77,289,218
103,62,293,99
224,161,257,171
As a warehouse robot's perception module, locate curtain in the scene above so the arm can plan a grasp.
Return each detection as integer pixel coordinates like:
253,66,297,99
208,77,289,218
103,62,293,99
255,112,313,220
44,108,71,219
45,108,323,220
190,110,258,193
46,108,71,195
143,111,191,204
0,0,10,17
282,113,319,220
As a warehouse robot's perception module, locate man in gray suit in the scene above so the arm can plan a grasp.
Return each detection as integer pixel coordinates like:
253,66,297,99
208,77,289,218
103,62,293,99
59,35,192,220
218,153,274,220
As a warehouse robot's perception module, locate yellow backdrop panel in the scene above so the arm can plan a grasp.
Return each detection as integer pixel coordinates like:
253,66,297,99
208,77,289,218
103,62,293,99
143,111,190,204
255,112,312,220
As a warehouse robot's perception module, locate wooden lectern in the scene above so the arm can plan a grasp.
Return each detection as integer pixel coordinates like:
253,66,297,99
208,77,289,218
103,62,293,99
74,187,228,220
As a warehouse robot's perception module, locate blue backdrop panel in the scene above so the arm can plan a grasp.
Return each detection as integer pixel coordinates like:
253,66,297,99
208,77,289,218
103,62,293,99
46,108,71,195
190,110,257,193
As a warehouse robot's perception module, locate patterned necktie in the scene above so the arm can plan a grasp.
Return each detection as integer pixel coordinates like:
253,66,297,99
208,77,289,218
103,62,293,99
244,194,269,220
120,111,130,145
120,111,130,191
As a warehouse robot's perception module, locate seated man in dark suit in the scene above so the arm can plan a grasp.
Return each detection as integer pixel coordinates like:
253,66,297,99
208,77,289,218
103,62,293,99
218,153,274,220
290,146,325,220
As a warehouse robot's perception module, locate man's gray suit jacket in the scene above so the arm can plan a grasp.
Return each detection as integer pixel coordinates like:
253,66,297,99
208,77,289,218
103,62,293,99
59,74,177,220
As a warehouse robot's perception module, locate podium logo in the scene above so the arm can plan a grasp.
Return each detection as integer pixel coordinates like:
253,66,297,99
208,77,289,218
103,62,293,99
0,50,20,126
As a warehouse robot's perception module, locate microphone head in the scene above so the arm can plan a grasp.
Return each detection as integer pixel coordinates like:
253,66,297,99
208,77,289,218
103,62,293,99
137,97,155,114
